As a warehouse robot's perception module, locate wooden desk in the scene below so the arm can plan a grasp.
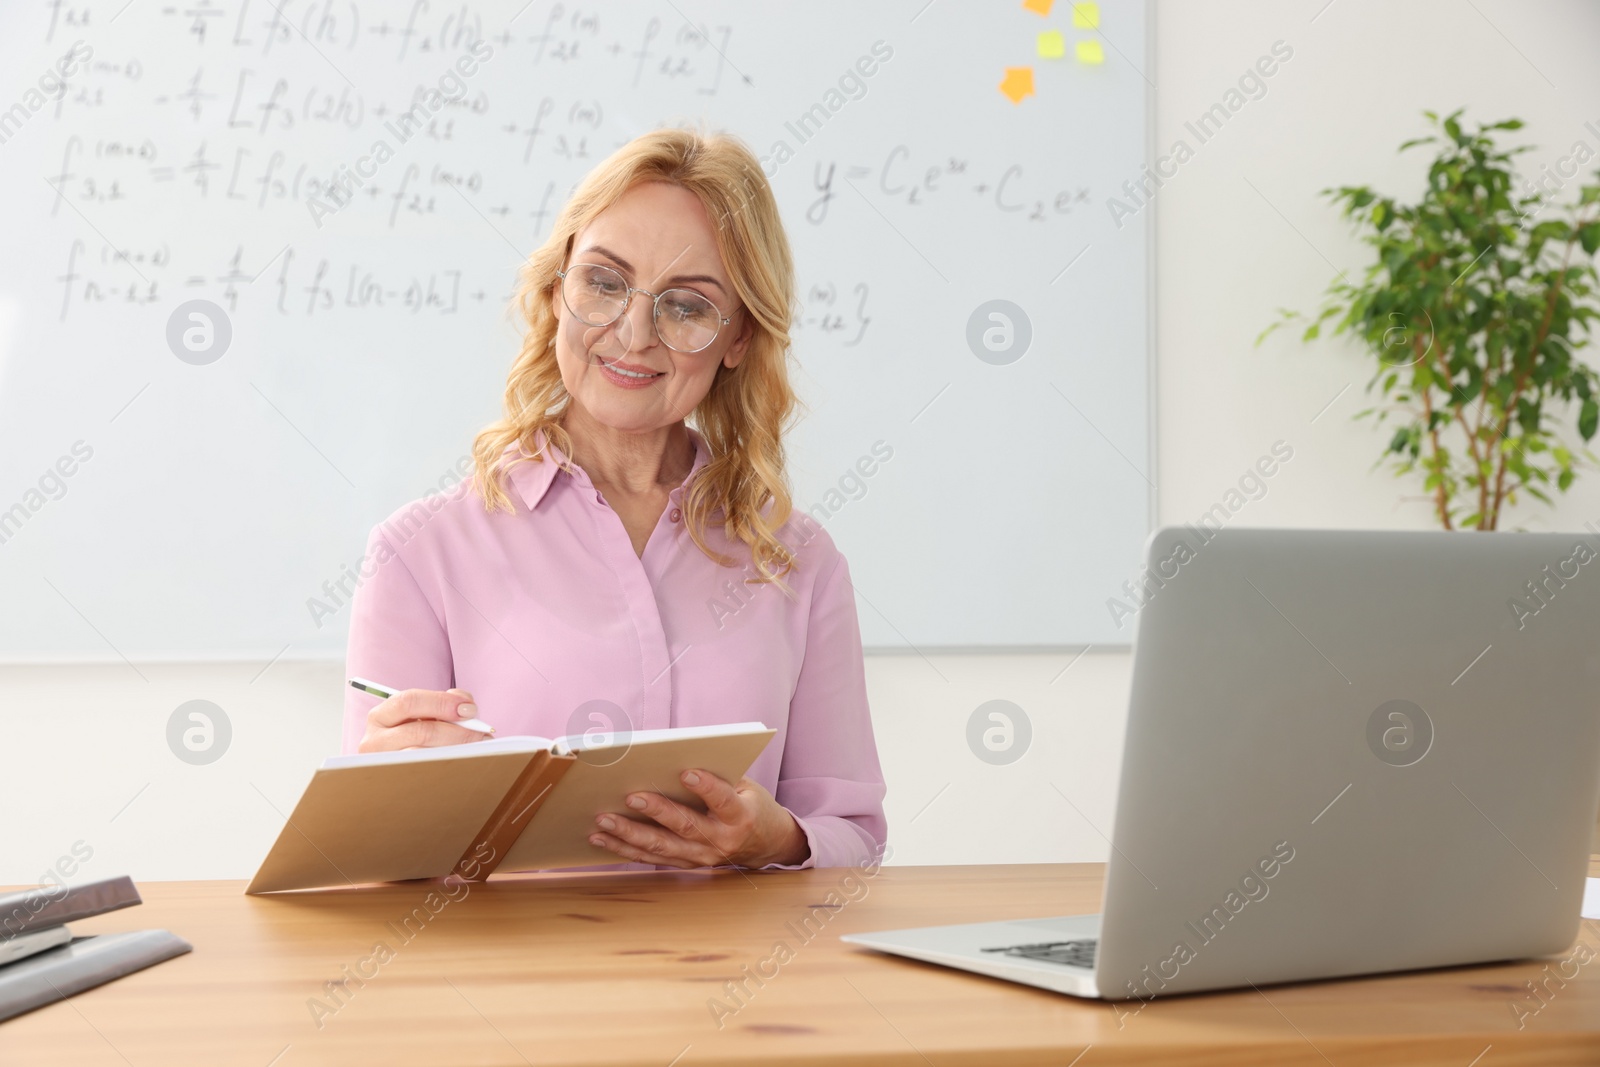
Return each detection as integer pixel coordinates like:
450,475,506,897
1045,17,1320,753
2,861,1598,1066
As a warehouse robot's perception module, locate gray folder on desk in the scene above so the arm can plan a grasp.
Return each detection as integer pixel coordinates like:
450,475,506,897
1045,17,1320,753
0,876,192,1023
0,929,192,1023
0,875,141,939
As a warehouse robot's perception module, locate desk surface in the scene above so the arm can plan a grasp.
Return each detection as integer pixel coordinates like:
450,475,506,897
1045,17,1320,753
2,861,1598,1067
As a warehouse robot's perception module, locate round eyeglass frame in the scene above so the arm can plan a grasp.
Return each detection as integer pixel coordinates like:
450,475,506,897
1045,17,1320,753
555,263,734,354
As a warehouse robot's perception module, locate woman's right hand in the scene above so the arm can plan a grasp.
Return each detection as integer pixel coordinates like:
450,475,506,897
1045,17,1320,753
357,687,488,753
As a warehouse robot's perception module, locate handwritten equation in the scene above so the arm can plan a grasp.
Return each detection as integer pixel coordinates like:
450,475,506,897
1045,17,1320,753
804,147,1092,226
44,2,741,90
53,235,873,339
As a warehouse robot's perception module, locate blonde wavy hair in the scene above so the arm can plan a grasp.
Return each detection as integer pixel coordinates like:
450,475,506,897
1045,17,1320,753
471,125,801,584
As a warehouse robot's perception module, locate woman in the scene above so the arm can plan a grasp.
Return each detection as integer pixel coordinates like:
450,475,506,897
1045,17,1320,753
341,127,887,872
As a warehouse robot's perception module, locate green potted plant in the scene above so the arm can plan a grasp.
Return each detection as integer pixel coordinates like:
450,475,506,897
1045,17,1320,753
1259,109,1600,531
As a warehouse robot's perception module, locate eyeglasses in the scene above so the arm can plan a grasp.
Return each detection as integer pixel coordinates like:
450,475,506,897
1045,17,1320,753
555,263,733,354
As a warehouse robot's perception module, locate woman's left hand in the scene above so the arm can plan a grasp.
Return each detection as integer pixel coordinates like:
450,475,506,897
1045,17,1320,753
588,769,810,869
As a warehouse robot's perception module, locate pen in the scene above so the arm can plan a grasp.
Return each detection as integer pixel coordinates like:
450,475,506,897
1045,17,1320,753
347,677,496,735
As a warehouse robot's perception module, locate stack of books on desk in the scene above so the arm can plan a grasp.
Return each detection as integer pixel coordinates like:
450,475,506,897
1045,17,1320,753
0,875,191,1023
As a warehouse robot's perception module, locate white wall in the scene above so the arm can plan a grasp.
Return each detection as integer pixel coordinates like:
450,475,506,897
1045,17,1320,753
1159,0,1600,536
7,0,1600,883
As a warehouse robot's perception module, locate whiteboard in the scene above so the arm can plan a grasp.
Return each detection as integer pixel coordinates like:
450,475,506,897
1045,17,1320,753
0,0,1152,658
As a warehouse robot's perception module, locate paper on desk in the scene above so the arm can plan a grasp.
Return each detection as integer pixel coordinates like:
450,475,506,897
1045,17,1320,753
1584,878,1600,920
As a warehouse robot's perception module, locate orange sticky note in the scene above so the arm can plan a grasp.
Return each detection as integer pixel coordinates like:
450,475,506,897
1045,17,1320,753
999,66,1036,104
1072,2,1100,28
1076,39,1104,64
1037,30,1065,58
1022,0,1054,16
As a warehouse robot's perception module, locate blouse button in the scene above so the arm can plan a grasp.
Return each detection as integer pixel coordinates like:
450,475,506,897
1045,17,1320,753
668,507,682,523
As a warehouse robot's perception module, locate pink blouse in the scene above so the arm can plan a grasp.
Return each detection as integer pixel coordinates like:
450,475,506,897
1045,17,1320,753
341,426,888,870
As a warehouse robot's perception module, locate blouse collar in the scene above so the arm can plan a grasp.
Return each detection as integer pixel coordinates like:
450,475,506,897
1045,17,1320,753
503,424,710,511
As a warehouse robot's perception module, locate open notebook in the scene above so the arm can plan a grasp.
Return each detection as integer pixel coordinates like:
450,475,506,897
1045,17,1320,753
246,722,775,894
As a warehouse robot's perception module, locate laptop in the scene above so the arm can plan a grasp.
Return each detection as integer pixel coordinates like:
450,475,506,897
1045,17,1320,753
842,526,1600,999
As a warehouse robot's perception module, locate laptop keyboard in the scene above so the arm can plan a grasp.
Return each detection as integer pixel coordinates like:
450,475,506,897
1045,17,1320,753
980,938,1098,969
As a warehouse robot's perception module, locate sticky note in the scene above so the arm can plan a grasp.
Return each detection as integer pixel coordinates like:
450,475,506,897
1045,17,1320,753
1037,30,1065,58
999,66,1036,104
1072,2,1100,28
1076,39,1104,64
1022,0,1054,15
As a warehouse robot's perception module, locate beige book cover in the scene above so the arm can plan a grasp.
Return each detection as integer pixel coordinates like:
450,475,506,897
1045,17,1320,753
246,724,775,894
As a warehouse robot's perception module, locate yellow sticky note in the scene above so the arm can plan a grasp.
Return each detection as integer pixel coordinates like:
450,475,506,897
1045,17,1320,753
999,66,1036,104
1072,2,1100,28
1037,30,1065,58
1022,0,1054,15
1076,39,1104,64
